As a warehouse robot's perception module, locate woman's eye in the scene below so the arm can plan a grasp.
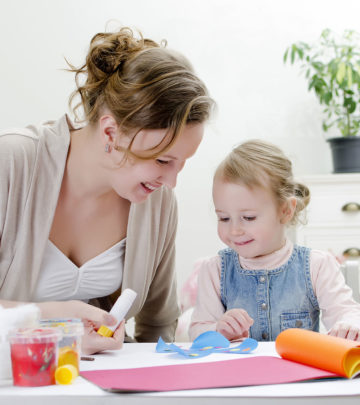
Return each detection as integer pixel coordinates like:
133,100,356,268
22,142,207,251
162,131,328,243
156,159,170,165
243,216,256,221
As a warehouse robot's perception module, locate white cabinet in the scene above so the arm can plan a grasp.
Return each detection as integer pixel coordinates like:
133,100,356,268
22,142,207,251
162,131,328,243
295,173,360,258
294,173,360,299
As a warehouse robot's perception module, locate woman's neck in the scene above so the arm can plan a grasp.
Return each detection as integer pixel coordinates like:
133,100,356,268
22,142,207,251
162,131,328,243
64,125,114,201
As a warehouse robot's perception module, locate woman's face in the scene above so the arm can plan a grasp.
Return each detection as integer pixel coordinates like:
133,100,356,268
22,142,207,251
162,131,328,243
109,123,204,203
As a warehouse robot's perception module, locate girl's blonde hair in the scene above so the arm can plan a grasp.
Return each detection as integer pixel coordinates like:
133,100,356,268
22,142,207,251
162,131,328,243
214,140,310,225
67,27,214,160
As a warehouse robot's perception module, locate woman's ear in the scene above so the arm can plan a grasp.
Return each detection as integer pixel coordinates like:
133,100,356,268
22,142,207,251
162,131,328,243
279,197,297,224
99,114,119,150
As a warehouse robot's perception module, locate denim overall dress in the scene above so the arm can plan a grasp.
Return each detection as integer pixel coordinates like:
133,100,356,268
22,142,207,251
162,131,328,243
219,245,320,341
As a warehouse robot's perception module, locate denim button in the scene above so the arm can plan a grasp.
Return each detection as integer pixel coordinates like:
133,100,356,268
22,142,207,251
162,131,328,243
295,320,303,328
259,276,266,283
261,302,267,310
262,332,268,340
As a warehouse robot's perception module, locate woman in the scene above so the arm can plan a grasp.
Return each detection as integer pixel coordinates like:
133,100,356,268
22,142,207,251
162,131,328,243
0,27,214,354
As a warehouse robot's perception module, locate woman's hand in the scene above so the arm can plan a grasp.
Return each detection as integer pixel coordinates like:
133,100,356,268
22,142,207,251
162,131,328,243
216,308,254,341
82,319,125,355
37,300,125,354
328,321,360,341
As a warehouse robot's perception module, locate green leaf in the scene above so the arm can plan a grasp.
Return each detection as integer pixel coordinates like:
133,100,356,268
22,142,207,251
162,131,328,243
347,65,353,87
323,92,332,105
336,62,346,83
290,45,296,64
312,61,324,71
328,60,339,77
344,97,356,113
283,48,289,63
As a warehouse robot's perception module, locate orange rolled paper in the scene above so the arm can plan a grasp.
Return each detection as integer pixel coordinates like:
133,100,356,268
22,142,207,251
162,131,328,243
275,328,360,378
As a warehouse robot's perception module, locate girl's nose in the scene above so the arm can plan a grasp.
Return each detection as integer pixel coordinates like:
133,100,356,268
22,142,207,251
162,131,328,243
230,223,245,235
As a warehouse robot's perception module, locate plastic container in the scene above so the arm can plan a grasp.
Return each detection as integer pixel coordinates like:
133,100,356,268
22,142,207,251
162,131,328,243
9,328,60,386
0,304,40,384
39,318,84,372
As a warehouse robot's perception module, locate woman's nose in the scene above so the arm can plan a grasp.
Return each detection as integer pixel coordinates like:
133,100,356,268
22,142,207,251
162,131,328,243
161,169,178,189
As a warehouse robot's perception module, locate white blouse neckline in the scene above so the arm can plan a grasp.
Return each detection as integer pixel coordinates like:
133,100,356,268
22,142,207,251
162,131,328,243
33,238,126,302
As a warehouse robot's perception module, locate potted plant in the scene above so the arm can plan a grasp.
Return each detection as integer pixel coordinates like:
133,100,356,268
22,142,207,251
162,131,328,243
284,28,360,173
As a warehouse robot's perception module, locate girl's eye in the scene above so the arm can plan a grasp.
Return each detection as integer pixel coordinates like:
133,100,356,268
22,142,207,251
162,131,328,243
218,217,229,222
243,216,256,221
156,159,170,165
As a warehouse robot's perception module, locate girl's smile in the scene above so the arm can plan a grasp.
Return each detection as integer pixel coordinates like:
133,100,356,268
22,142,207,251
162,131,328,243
213,179,288,259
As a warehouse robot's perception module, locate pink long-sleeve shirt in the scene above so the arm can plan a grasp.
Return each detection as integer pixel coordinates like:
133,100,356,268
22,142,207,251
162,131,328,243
189,239,360,341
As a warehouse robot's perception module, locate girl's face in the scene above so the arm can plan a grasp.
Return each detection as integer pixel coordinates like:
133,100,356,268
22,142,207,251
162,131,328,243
109,123,204,203
213,179,290,259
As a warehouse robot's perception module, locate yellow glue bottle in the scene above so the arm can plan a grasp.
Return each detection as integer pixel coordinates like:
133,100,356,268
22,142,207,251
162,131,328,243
97,289,137,337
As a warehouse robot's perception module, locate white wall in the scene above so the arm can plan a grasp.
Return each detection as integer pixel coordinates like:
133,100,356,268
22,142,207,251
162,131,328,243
1,0,359,290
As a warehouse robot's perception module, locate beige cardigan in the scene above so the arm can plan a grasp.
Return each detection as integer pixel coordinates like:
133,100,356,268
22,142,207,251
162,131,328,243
0,115,180,342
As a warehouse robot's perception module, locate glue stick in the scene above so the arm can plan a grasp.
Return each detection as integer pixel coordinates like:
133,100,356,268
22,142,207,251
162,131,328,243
97,289,137,337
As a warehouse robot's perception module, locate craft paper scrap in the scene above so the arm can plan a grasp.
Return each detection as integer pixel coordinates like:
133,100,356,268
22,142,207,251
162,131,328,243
156,331,258,358
81,356,339,392
190,331,230,349
276,328,360,378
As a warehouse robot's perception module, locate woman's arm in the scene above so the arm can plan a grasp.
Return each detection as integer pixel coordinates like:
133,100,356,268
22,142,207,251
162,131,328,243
0,298,125,354
134,194,180,342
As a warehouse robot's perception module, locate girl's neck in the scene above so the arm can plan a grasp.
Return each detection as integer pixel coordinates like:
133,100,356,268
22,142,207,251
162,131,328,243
238,238,292,271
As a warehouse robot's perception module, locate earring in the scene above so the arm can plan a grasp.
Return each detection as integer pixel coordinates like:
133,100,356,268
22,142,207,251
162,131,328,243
105,144,111,153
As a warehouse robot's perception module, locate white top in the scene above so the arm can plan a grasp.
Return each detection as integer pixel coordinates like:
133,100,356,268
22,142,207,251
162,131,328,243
33,239,126,302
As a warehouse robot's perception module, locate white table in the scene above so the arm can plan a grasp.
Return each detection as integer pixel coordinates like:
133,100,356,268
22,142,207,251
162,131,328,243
1,342,360,404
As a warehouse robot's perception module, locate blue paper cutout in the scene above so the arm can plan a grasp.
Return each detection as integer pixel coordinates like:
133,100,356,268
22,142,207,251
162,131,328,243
156,337,211,357
190,330,230,350
156,331,258,358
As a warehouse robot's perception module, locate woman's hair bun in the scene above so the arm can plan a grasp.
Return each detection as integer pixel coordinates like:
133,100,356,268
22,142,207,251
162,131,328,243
68,25,213,143
87,28,157,77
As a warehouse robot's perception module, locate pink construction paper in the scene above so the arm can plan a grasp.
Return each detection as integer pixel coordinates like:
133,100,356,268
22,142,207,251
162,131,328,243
81,356,340,392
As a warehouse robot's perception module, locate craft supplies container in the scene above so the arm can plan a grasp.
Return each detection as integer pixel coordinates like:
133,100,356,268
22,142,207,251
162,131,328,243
0,304,40,384
9,328,60,386
40,318,84,372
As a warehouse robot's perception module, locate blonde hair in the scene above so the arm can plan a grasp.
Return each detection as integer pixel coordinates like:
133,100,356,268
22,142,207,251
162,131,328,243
214,140,310,225
67,27,214,160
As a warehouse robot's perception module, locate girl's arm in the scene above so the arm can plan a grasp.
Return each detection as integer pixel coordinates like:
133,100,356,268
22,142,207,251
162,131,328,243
311,250,360,340
189,256,225,341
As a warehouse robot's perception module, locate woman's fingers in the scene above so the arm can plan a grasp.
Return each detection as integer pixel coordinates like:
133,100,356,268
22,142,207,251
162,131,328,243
66,300,117,327
81,321,125,355
39,300,117,327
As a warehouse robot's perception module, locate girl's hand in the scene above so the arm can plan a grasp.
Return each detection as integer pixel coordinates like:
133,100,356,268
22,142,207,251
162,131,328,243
37,300,125,354
327,321,360,341
216,308,254,341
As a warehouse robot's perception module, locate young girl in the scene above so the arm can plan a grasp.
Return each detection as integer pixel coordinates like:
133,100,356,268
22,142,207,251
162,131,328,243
189,140,360,342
